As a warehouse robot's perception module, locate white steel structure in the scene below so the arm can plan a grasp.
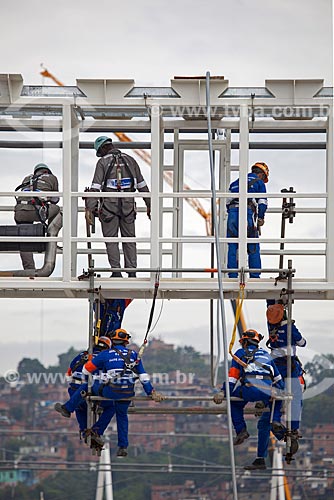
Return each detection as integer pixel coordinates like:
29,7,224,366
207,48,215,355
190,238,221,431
0,74,332,300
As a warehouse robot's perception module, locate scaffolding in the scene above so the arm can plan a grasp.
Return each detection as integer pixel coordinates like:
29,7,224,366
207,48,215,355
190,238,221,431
0,74,333,500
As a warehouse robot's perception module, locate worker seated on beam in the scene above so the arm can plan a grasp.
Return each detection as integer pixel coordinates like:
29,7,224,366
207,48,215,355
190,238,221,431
226,162,269,278
14,163,61,271
85,136,151,278
244,301,307,470
60,336,112,438
213,329,285,458
55,329,164,457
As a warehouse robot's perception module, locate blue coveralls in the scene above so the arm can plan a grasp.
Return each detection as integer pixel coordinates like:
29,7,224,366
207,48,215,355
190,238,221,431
66,348,101,433
256,305,307,458
222,345,284,452
64,346,154,448
226,173,267,278
95,298,132,335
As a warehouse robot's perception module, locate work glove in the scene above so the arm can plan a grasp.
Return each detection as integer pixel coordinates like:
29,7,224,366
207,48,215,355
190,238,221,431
257,218,265,226
213,391,225,404
85,209,94,226
150,390,165,402
147,206,151,220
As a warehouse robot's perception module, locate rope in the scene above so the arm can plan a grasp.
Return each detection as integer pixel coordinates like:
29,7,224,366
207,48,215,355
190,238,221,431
228,285,245,355
136,269,160,362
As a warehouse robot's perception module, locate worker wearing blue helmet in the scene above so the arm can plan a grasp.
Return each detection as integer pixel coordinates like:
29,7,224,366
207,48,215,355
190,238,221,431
85,137,151,278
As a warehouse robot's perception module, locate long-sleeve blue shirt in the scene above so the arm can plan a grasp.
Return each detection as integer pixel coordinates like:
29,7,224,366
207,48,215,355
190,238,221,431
83,345,154,395
227,172,268,219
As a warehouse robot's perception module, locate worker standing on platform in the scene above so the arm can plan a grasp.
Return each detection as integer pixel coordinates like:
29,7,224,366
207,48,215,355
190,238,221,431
63,336,111,438
213,329,284,449
85,136,151,278
226,162,269,278
244,302,307,470
55,329,164,457
14,163,61,270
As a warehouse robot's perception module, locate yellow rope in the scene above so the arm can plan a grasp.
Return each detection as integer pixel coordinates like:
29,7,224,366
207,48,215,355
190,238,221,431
229,286,245,355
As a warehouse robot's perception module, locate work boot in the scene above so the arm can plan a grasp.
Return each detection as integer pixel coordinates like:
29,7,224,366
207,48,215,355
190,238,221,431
117,447,128,458
244,458,266,471
127,272,136,278
233,428,250,446
54,403,71,418
254,401,266,417
110,272,123,278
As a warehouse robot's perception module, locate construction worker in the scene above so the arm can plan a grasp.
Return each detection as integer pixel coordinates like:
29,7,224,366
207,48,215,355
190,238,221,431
85,136,151,278
14,163,61,270
243,303,306,470
55,329,164,457
96,298,133,336
213,329,285,454
226,162,269,278
64,336,112,438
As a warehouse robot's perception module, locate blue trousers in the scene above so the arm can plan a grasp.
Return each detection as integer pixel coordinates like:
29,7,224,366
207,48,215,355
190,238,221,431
68,386,87,433
64,382,133,446
231,385,282,436
227,208,261,278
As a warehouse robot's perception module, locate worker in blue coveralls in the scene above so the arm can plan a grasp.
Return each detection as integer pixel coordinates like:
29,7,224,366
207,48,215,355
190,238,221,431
97,298,132,336
213,329,285,452
226,162,269,278
55,329,164,457
244,301,307,470
63,336,111,438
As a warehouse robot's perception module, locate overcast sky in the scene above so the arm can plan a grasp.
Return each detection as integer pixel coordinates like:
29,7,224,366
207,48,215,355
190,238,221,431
0,0,333,376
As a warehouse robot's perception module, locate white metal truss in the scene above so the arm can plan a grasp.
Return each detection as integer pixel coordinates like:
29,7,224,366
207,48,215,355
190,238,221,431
0,75,332,299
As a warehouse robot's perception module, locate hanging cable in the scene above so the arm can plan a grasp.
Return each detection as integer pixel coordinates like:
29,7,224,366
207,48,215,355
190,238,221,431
205,71,238,500
136,269,160,363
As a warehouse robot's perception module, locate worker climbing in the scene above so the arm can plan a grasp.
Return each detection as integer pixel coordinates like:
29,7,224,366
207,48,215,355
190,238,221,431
226,162,269,278
85,136,151,278
243,301,306,470
54,328,164,456
95,298,133,336
213,329,285,448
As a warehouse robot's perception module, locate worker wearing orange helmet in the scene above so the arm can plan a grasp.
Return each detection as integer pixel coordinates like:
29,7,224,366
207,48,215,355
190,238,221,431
85,136,151,278
213,329,284,450
55,329,164,457
244,302,306,470
226,162,269,278
56,336,111,437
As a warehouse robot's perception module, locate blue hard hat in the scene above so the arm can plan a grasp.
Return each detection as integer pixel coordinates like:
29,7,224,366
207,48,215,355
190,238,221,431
34,163,52,174
94,136,112,157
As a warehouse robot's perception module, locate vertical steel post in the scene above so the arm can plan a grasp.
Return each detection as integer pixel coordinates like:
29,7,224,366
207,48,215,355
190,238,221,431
70,107,80,277
239,105,249,275
150,105,161,276
286,259,293,455
326,104,334,283
62,103,72,282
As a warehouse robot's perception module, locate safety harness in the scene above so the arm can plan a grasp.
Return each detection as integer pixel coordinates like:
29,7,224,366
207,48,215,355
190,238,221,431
99,150,136,221
15,174,50,228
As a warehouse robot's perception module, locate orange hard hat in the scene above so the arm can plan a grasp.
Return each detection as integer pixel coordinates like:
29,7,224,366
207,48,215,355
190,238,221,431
109,328,131,345
266,304,284,324
252,162,269,183
96,336,111,349
239,329,264,345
